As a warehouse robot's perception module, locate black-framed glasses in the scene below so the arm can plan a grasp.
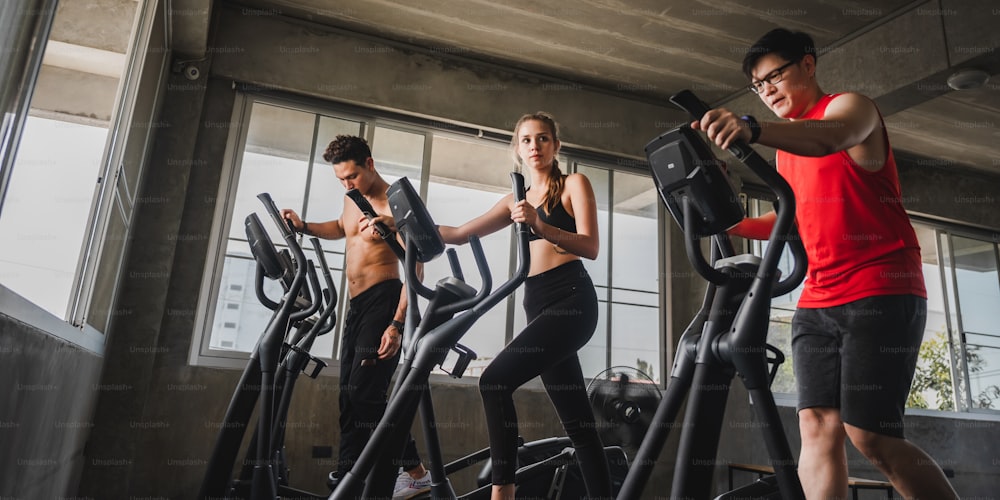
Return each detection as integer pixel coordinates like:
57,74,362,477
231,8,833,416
747,60,797,94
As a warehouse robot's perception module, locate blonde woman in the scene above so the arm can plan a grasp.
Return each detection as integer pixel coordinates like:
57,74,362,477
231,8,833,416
439,113,611,500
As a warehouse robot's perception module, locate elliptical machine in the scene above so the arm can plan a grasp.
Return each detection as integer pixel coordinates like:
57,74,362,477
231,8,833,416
604,89,809,499
327,172,527,499
337,173,632,500
331,86,808,497
199,193,339,500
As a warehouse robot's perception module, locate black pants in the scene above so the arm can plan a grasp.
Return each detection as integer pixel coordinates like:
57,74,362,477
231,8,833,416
479,260,612,498
337,279,420,475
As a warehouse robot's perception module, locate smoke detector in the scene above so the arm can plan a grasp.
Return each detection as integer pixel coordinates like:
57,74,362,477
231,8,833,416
946,68,990,90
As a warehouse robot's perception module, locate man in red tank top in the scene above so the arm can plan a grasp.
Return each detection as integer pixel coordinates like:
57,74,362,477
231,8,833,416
692,29,958,499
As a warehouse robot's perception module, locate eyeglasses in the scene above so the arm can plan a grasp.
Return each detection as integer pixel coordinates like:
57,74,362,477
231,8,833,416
747,60,797,94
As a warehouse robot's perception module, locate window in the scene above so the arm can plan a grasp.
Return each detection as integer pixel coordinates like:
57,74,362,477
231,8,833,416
198,101,356,359
0,118,108,315
932,229,1000,412
425,134,512,376
607,168,661,383
0,0,169,352
194,93,666,385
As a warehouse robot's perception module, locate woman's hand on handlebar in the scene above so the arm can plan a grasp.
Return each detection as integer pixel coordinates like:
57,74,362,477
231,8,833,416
509,200,539,231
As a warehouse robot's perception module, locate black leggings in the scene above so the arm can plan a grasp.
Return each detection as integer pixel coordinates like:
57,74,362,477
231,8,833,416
479,260,612,497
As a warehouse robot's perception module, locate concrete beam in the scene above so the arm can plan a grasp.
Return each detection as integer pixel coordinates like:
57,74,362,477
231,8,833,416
168,0,214,58
42,41,126,78
208,5,680,161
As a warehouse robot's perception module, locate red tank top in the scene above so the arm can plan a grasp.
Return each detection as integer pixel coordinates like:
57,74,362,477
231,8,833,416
776,93,926,307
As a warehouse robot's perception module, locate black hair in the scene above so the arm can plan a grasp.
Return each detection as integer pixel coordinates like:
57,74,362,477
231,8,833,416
742,28,817,79
322,135,372,166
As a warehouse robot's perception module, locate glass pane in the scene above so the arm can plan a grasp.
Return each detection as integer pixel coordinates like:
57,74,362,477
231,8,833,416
767,318,795,394
372,126,423,190
580,301,609,379
610,170,661,383
953,235,1000,336
230,103,315,242
577,165,610,289
426,134,511,375
305,116,364,254
609,303,661,384
939,232,969,410
750,197,805,395
951,234,1000,410
211,103,316,353
88,205,128,333
610,171,658,292
210,241,284,353
0,117,107,316
311,256,344,360
907,224,956,410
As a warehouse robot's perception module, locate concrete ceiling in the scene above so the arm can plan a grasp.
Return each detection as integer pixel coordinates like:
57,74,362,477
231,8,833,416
38,0,1000,182
221,0,999,179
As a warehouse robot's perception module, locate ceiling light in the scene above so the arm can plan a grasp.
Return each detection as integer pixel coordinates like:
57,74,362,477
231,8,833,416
946,68,990,90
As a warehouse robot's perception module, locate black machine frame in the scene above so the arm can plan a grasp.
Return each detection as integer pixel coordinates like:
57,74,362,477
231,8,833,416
326,90,809,500
611,90,807,499
199,193,339,500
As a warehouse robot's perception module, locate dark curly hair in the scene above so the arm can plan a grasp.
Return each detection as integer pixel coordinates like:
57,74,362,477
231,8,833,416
742,28,817,79
322,135,372,166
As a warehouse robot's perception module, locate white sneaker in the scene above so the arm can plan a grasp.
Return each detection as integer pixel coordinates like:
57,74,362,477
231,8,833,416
392,469,431,499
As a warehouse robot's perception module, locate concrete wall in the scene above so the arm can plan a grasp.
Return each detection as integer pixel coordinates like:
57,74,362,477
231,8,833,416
0,313,103,499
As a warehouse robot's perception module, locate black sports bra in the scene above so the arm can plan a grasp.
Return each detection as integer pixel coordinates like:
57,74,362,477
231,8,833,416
537,199,577,233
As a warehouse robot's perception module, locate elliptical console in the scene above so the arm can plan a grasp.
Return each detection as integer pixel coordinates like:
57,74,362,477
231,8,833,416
644,125,745,239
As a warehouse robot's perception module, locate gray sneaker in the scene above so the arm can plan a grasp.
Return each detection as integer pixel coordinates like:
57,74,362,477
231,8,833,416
392,469,431,499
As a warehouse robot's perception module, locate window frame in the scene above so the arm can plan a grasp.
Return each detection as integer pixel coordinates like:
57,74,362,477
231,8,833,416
0,0,166,354
911,216,1000,416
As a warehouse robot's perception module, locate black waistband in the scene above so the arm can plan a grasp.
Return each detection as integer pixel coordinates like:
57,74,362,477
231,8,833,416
350,278,402,306
525,260,587,286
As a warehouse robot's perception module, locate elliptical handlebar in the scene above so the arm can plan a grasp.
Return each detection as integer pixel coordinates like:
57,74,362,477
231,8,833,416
472,172,530,315
289,260,322,322
308,237,338,334
683,197,730,286
772,228,806,297
669,90,806,294
437,236,491,316
256,193,309,297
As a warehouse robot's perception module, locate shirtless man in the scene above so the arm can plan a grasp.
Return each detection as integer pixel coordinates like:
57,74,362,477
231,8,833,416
281,135,429,498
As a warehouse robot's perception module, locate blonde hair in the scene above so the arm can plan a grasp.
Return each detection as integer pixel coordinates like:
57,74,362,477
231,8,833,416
510,112,565,213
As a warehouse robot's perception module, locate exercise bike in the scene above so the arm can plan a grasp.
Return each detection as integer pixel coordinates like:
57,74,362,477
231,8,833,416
199,193,339,500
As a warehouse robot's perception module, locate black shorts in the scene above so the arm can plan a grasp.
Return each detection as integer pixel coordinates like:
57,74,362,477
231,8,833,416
792,294,926,438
